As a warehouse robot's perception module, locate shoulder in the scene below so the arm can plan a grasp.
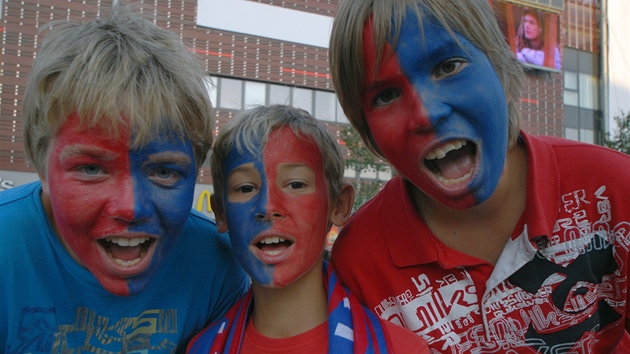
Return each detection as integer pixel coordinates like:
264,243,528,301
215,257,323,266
333,176,406,252
340,176,405,232
527,133,630,170
187,316,228,353
382,321,429,354
178,210,240,266
0,182,46,234
532,134,628,157
0,181,40,206
182,210,228,244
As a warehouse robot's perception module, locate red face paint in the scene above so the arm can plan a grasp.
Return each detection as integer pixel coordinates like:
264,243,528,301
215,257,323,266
44,113,197,295
223,126,330,287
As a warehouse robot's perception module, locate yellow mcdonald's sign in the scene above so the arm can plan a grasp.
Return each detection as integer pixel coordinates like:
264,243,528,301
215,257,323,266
196,189,213,212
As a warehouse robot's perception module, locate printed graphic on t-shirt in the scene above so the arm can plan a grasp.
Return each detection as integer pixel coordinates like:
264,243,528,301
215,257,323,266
7,307,178,354
372,185,628,353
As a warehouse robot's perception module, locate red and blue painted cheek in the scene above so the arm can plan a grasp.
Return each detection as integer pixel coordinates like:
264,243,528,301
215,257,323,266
222,144,275,286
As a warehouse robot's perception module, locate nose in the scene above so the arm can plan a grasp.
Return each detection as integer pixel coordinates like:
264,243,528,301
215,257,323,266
413,88,451,131
253,190,285,222
105,177,152,223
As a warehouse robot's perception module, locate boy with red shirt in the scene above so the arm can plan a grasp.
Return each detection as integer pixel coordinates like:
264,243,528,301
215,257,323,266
328,0,630,352
188,105,428,353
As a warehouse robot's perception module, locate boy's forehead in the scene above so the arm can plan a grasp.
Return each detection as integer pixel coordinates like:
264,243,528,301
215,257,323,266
265,127,322,162
224,126,323,172
55,112,189,152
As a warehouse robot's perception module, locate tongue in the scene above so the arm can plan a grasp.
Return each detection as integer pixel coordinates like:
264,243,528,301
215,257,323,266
109,244,142,261
435,147,474,180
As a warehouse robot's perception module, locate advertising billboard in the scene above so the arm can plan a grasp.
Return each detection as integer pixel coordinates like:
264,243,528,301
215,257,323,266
493,1,562,72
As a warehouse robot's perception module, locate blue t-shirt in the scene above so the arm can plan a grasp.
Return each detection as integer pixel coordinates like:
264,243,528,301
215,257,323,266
0,181,250,353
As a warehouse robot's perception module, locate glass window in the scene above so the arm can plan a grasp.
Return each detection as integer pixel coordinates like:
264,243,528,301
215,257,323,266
292,87,313,113
206,76,217,107
360,167,377,179
564,106,579,128
564,71,578,90
268,84,290,105
565,128,579,141
580,129,595,144
564,91,578,107
244,81,267,108
578,73,599,110
315,90,336,122
336,99,349,124
219,78,243,110
378,166,392,180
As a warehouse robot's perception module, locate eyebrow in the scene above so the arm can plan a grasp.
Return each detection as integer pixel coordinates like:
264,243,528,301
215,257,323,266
145,151,193,165
277,162,310,169
228,163,257,175
59,144,120,162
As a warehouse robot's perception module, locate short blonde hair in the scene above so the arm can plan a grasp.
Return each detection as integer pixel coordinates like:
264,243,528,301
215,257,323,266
329,0,524,159
210,105,345,212
23,3,214,175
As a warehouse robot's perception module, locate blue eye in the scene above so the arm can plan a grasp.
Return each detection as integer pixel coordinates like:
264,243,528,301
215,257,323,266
78,165,104,175
155,169,175,179
149,169,180,186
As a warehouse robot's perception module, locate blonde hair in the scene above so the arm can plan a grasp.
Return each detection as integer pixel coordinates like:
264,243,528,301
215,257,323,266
329,0,524,159
23,3,214,175
210,104,345,212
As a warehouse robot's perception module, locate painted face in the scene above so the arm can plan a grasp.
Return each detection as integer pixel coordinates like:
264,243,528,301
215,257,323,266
361,10,508,209
44,113,197,296
222,126,329,287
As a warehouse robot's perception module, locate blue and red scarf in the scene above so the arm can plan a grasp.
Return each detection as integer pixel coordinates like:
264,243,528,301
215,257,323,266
187,263,392,353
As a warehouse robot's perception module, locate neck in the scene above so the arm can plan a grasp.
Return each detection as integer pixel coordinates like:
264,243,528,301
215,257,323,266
250,259,327,338
529,38,542,49
412,142,528,265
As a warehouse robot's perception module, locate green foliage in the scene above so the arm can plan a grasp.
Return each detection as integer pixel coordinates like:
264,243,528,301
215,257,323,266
340,126,388,211
604,111,630,155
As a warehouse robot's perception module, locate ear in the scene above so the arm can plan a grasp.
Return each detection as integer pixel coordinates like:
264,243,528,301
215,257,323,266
210,193,228,233
329,183,354,227
38,172,49,195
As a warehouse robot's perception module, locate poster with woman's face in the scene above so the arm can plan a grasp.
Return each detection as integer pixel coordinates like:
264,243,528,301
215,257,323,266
493,1,562,71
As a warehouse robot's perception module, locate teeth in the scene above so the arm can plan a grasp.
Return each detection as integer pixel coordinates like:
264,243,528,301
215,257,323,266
264,250,282,256
260,236,285,245
425,140,465,161
437,170,473,186
113,257,142,267
107,250,146,267
106,237,150,247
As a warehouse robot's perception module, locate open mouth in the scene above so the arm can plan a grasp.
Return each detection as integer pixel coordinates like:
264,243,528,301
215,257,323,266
98,237,154,267
256,236,293,257
424,140,477,186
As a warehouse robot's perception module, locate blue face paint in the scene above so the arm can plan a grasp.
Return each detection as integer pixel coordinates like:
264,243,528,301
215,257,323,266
220,127,330,288
361,10,508,208
127,134,197,293
222,141,275,285
46,112,198,296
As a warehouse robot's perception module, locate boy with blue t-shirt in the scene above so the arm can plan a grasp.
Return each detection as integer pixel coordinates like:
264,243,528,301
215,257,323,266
0,4,248,353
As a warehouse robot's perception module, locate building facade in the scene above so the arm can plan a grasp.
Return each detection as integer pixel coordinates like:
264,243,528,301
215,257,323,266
0,0,605,216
